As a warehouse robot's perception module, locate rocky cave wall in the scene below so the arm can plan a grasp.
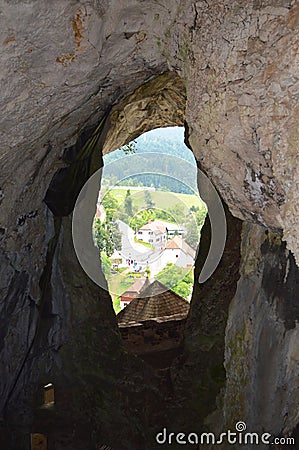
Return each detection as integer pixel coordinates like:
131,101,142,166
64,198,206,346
1,0,298,258
168,0,299,261
223,223,299,440
0,1,299,449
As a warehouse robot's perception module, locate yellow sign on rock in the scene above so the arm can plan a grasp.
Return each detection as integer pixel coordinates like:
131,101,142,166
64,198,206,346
31,433,47,450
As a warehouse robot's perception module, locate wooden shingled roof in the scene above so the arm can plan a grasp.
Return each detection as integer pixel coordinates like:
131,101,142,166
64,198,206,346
117,280,190,325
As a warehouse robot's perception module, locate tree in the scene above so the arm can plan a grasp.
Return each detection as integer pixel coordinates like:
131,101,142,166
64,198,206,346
156,263,193,300
144,190,155,209
172,280,192,299
130,209,156,232
154,209,175,222
109,222,122,251
156,263,186,289
113,296,121,314
168,203,185,223
94,219,113,256
185,219,199,250
101,190,119,221
100,251,111,275
145,266,151,278
119,211,129,224
93,218,122,257
195,208,208,231
124,189,133,216
120,140,137,155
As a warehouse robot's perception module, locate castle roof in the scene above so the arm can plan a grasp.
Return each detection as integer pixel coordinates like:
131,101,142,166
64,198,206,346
117,280,190,325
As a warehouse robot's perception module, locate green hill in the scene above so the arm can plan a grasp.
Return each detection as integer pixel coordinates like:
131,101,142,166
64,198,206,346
103,127,198,194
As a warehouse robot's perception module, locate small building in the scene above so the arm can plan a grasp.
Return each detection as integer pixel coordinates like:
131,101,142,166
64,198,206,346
136,220,167,250
164,225,185,239
95,193,106,222
119,277,150,309
161,236,196,268
110,250,124,269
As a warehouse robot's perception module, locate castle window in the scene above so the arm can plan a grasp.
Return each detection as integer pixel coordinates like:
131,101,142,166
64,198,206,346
31,433,47,450
43,383,55,406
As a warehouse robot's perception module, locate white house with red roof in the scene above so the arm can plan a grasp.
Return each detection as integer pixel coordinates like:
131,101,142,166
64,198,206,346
161,236,196,269
119,277,150,309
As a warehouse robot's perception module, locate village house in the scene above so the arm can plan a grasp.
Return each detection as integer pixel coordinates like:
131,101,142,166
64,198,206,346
109,250,123,269
136,220,167,251
161,236,196,269
164,225,185,238
119,277,150,309
136,219,185,251
95,191,106,221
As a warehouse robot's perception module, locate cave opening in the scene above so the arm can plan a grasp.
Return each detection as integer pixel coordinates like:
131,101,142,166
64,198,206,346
94,125,207,368
97,126,206,305
35,72,243,449
1,0,298,446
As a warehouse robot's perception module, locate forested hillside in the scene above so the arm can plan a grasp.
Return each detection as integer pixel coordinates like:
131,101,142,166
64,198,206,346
103,127,198,194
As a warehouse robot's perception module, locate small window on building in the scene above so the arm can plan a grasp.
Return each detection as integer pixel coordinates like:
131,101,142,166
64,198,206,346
31,433,47,450
43,383,55,406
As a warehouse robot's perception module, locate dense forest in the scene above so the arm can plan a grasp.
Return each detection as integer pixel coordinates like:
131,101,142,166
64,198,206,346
103,127,199,194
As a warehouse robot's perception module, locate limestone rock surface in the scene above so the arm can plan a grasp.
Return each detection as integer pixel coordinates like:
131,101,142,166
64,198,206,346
0,1,299,448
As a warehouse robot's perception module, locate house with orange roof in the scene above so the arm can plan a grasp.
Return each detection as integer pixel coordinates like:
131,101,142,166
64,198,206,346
119,277,150,309
161,236,196,268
